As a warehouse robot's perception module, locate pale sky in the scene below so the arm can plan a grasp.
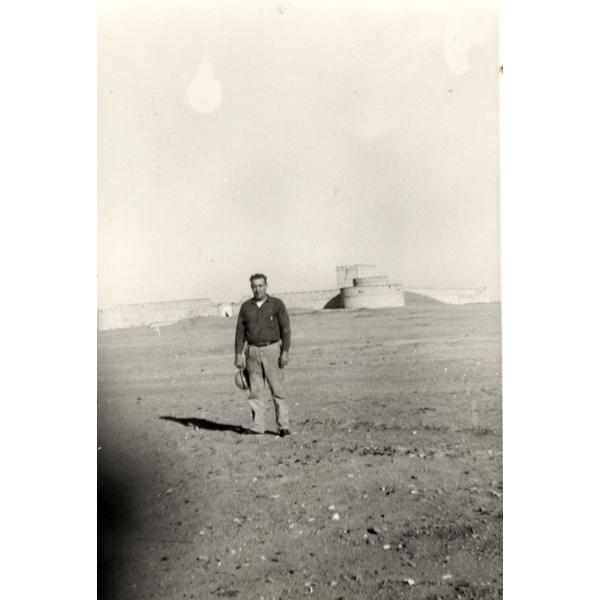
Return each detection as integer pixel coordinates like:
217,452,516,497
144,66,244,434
98,0,500,308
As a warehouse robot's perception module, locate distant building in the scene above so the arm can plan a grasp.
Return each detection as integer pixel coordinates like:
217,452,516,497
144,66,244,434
97,265,491,331
341,274,405,309
217,303,233,317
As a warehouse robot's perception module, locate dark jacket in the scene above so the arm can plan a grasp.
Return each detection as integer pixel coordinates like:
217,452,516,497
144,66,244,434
234,295,291,354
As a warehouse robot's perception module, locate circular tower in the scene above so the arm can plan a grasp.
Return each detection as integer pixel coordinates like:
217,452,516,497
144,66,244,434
341,275,405,309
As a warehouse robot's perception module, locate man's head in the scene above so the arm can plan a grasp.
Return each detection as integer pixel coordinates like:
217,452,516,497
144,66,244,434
249,273,268,301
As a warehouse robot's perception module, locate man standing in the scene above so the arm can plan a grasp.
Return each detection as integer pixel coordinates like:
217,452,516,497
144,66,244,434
234,273,291,437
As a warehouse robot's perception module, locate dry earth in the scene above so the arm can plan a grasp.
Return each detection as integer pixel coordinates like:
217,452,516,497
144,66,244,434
98,304,502,600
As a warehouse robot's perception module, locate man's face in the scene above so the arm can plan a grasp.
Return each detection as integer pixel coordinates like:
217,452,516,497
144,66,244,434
251,278,267,300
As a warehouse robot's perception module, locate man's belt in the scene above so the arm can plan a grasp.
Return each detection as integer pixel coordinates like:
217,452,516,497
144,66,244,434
251,340,281,347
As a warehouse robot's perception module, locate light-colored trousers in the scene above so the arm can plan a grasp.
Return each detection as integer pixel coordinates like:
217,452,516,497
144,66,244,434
245,341,289,433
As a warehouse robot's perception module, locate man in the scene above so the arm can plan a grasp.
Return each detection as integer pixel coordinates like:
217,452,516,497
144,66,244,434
234,273,291,437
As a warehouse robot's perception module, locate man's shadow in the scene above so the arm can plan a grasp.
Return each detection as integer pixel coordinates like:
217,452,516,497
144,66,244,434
160,416,278,436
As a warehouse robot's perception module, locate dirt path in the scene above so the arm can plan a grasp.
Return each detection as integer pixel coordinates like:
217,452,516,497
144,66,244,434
98,304,502,599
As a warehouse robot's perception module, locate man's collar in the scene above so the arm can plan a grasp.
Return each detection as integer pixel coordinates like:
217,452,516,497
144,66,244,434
251,294,270,304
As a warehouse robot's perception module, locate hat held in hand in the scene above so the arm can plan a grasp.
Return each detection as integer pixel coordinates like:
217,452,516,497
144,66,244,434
235,368,250,390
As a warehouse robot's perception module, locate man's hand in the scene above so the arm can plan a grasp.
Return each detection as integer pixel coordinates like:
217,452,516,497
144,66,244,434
278,351,289,369
234,353,246,369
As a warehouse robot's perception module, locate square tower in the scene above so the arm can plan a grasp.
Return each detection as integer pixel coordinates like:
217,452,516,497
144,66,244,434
336,264,377,288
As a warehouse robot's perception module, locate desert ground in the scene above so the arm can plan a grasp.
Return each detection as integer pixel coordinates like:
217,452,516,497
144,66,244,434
98,303,502,600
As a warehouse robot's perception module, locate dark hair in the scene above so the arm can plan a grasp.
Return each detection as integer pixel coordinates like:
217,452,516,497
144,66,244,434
249,273,268,285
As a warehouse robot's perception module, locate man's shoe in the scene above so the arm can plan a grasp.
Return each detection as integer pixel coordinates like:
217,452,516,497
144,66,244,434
279,429,291,438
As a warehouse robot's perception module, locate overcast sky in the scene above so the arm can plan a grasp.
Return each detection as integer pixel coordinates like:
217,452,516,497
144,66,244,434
98,0,499,308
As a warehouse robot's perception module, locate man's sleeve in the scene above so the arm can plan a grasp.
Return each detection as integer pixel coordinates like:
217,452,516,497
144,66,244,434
234,308,246,355
278,301,291,352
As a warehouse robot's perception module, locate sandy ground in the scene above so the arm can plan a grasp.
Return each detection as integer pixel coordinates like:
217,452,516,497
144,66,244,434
98,304,502,600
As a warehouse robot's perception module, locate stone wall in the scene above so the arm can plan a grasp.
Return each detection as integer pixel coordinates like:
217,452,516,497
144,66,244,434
97,298,217,331
97,268,492,331
238,289,341,311
275,289,341,310
403,287,491,305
